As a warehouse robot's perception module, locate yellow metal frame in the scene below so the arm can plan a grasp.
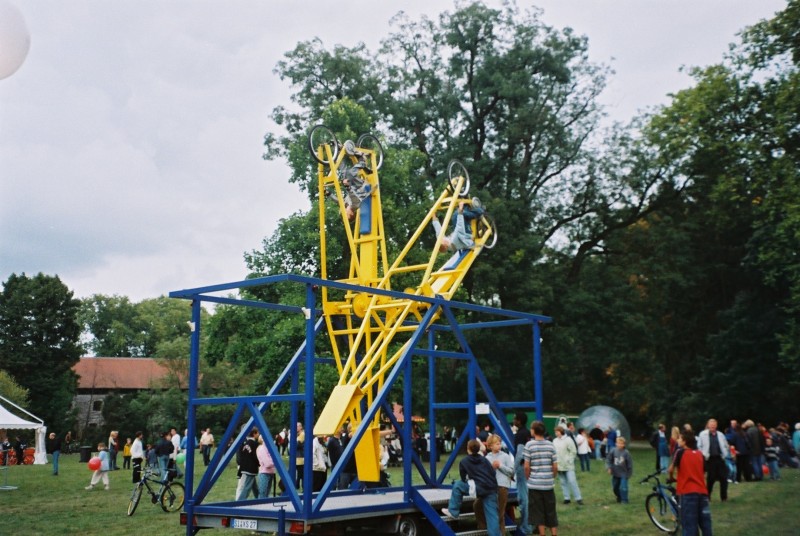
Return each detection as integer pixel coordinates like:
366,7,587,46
314,137,494,481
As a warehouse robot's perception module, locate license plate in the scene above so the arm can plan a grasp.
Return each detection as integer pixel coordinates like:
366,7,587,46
231,518,258,530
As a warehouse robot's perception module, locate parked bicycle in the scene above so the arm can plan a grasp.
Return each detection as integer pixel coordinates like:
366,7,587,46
641,471,679,534
127,466,185,516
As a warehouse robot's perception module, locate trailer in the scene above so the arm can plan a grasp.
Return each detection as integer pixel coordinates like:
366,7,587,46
170,274,549,535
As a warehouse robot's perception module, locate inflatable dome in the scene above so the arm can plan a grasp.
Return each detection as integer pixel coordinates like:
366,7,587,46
575,405,631,443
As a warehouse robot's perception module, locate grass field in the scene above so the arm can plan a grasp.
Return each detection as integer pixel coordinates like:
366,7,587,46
1,443,797,535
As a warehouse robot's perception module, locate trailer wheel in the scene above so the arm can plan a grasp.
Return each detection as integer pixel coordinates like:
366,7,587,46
396,516,420,536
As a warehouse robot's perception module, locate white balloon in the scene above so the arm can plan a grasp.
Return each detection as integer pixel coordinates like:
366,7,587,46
0,0,31,80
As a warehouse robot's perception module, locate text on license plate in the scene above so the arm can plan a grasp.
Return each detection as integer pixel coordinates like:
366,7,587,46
232,518,258,530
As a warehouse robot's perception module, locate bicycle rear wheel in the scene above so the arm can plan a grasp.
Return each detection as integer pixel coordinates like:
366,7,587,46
127,484,143,516
160,481,185,513
645,493,679,534
308,125,339,165
447,160,470,196
476,213,497,249
356,133,384,170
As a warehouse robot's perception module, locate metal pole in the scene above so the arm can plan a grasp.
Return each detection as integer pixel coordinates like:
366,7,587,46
302,284,315,514
428,328,437,481
184,299,202,536
533,321,543,421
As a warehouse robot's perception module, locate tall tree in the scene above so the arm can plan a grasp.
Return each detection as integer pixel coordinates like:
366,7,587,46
575,0,800,425
0,369,30,408
238,1,800,429
0,273,82,428
79,294,142,356
256,2,682,419
80,294,206,359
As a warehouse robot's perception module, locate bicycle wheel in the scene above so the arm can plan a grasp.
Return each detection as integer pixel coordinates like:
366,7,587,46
476,213,498,249
127,484,143,516
356,133,384,170
645,493,679,534
447,160,470,196
160,481,185,513
308,124,339,165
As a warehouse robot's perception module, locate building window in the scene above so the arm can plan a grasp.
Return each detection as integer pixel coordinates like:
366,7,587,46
92,400,103,412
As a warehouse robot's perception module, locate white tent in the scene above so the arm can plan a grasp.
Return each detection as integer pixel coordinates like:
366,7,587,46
0,395,46,464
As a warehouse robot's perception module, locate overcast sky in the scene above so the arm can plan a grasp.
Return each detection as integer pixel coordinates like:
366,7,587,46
0,0,788,302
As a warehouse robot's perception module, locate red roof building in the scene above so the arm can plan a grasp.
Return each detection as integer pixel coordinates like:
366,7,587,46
71,357,185,434
73,357,178,390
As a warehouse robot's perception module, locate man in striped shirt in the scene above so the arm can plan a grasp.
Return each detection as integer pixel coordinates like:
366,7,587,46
524,421,558,536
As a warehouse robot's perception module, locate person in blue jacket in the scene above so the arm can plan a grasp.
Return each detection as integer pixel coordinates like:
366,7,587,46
442,439,501,536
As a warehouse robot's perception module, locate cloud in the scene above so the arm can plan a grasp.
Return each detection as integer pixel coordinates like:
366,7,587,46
0,0,788,301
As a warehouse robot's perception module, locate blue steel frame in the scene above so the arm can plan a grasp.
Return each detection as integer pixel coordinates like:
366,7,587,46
170,273,550,536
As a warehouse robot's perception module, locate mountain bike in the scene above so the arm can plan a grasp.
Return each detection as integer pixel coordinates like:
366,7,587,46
307,124,384,170
127,466,185,516
640,471,679,534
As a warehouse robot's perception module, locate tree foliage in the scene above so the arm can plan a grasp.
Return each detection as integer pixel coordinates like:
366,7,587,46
0,369,30,408
528,0,800,427
80,294,205,359
0,273,82,428
219,1,800,431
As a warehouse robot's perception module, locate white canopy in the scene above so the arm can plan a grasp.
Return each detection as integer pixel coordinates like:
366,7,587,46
0,401,41,429
0,395,47,465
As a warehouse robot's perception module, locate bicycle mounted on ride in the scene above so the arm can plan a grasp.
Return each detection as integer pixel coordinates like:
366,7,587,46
307,125,497,249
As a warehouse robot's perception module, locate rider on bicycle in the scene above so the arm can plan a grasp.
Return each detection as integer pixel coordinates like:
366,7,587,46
338,140,374,220
431,198,485,252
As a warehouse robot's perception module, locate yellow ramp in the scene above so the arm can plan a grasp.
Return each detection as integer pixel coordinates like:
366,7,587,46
355,424,382,482
313,384,363,436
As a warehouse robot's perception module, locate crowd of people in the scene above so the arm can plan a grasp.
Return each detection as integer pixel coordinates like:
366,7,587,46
42,412,795,533
42,425,217,491
644,417,799,536
0,434,29,466
649,418,799,486
439,414,799,536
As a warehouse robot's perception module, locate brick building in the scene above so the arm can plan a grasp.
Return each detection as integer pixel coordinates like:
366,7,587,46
71,357,179,434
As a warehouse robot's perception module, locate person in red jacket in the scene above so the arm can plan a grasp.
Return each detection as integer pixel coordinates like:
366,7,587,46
669,430,712,536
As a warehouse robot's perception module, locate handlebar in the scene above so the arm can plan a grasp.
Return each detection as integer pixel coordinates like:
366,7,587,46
639,471,675,485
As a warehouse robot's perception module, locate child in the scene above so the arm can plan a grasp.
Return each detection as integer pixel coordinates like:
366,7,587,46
145,443,157,469
764,437,781,481
484,434,516,536
443,439,501,536
524,420,559,536
725,445,737,484
605,437,633,504
668,430,712,535
85,442,110,490
123,437,132,470
256,434,276,498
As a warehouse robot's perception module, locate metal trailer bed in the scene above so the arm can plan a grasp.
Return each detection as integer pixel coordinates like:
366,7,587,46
183,487,519,535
